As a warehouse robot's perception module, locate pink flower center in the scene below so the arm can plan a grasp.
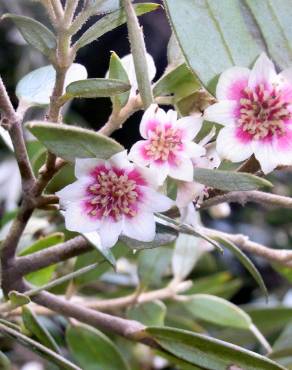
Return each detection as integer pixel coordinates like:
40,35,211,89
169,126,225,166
238,84,290,139
145,125,182,162
85,167,141,221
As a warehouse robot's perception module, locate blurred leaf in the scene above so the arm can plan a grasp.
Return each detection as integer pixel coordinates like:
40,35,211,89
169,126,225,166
193,168,272,191
0,321,81,370
8,291,30,307
64,78,131,100
183,294,252,330
16,64,87,107
146,327,284,369
66,324,130,370
109,52,131,108
87,0,121,14
153,63,200,101
269,323,292,366
138,247,172,288
127,301,166,326
163,0,260,94
75,3,160,49
26,121,124,162
22,306,60,353
83,232,116,268
0,351,11,370
245,0,292,69
19,233,64,286
213,236,268,298
2,14,56,57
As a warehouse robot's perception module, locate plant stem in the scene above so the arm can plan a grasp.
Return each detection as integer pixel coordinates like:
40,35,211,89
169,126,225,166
122,0,154,108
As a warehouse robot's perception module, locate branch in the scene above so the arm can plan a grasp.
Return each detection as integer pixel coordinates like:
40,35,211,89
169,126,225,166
201,190,292,209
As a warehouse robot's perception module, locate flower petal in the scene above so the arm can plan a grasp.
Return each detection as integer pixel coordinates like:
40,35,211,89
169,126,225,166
63,201,100,233
216,127,253,162
128,140,151,166
109,150,131,169
98,219,123,248
204,100,238,127
56,177,91,206
0,127,13,151
149,162,169,185
184,141,206,159
216,67,250,100
75,158,106,178
248,53,277,89
140,104,166,138
168,155,194,182
123,212,155,242
176,181,205,208
176,115,204,140
140,186,173,212
166,108,178,124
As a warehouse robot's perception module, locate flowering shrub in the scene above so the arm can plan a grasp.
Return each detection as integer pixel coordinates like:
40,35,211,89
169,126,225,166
0,0,292,369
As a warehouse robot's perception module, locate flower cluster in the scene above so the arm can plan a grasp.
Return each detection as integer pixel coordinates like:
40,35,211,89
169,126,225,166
58,53,292,248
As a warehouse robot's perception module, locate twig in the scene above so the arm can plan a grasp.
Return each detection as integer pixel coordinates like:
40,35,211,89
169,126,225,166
51,0,64,20
201,190,292,209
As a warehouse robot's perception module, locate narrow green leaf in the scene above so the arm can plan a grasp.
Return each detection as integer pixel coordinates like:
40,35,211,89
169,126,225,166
153,63,200,101
26,121,124,162
245,0,292,69
66,324,130,370
83,232,116,268
213,236,268,298
2,14,56,57
146,327,285,370
183,294,252,330
0,351,11,370
75,3,160,50
127,301,166,326
64,78,131,100
193,168,272,191
22,306,60,353
19,233,65,286
163,0,260,93
109,52,131,108
0,322,81,370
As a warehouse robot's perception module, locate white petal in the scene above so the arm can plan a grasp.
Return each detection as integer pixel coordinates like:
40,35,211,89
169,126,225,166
248,53,277,89
75,158,106,178
179,203,200,226
109,150,131,169
128,140,150,166
168,156,193,182
140,186,173,212
216,66,250,100
135,165,161,189
123,212,155,242
149,162,169,185
204,100,237,127
0,127,13,151
176,115,204,140
140,104,166,138
98,219,123,248
64,202,100,233
176,181,204,208
166,108,178,124
55,177,91,206
184,141,206,159
145,53,156,83
216,127,253,162
252,141,278,174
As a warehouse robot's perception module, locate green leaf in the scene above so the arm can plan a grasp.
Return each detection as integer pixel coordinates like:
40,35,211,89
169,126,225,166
127,301,166,326
22,306,60,353
2,14,56,57
0,321,81,370
109,52,131,109
269,322,292,365
8,291,30,307
66,324,129,370
0,351,11,370
245,0,292,69
19,233,64,286
75,3,160,50
64,78,131,100
163,0,260,93
16,64,87,107
183,294,252,330
193,168,272,191
146,327,285,369
213,236,268,299
138,247,172,288
82,232,116,268
153,63,200,101
26,121,124,162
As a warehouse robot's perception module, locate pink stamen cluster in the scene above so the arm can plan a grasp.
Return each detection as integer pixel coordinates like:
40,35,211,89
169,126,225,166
85,167,142,221
238,84,290,140
145,125,183,162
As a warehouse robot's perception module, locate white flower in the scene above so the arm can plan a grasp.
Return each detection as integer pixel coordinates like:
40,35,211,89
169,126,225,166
129,104,205,185
0,126,13,151
0,157,21,211
56,151,173,249
205,53,292,174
